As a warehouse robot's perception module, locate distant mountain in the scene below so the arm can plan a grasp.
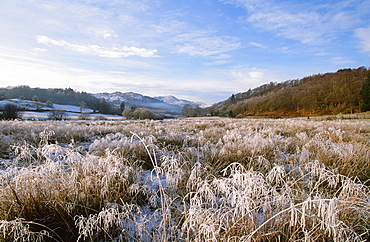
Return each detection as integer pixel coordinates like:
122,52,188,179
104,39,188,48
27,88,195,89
93,92,185,116
154,95,210,108
154,95,193,106
95,92,157,105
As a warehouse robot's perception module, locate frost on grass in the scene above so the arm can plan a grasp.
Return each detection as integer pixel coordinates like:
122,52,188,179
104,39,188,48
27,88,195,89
0,118,369,241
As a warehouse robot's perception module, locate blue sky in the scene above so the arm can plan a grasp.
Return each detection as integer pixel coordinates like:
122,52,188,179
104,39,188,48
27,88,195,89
1,0,369,103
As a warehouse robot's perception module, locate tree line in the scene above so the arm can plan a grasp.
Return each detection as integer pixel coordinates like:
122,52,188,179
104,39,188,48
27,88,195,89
0,86,99,109
0,86,123,115
0,86,167,120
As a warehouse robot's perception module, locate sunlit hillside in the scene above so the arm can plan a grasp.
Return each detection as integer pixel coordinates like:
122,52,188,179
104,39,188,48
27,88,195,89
208,67,370,117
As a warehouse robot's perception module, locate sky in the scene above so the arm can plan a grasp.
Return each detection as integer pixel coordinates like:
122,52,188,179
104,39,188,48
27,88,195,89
0,0,369,104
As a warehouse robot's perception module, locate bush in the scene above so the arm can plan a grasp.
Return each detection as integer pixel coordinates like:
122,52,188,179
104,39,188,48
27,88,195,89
78,112,90,120
94,115,107,120
48,109,67,120
2,103,21,120
123,107,162,120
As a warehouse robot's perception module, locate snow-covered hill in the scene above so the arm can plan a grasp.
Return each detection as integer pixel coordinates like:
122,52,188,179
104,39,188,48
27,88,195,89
154,95,210,108
94,92,156,105
153,95,193,106
0,99,121,120
93,92,203,116
0,91,206,119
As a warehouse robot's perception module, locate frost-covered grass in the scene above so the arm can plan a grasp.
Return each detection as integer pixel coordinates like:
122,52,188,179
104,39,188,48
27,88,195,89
0,118,369,241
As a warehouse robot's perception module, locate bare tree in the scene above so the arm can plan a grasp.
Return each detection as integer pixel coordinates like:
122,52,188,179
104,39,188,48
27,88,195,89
49,109,67,120
2,103,21,119
181,104,202,117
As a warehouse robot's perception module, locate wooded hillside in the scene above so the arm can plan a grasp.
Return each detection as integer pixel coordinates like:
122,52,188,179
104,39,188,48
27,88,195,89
0,86,100,110
206,67,370,117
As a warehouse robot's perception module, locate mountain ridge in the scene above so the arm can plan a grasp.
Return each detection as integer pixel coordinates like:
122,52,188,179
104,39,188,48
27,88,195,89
93,92,203,116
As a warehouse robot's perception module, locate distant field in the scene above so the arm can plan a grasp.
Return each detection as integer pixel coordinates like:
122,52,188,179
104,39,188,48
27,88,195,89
21,110,122,120
1,118,369,241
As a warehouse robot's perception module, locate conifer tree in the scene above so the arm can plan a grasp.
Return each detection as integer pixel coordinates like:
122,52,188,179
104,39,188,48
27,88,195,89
99,98,110,114
360,71,370,112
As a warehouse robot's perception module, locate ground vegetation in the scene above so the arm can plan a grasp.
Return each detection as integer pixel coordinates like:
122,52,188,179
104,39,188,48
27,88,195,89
0,118,369,241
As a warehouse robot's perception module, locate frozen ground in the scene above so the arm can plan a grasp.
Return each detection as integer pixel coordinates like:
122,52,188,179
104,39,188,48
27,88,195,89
20,111,122,120
0,99,121,120
0,118,369,241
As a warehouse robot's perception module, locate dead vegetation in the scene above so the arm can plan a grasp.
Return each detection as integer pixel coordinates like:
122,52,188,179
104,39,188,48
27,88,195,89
0,118,369,241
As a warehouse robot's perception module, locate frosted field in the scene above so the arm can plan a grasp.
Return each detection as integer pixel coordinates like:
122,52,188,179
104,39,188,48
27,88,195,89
0,118,369,241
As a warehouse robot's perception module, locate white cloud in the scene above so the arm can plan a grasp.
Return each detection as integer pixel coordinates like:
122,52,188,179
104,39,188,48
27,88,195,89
329,56,354,65
28,48,48,55
36,35,158,58
245,6,328,44
174,31,241,58
249,42,266,48
229,67,280,87
222,0,364,45
92,28,119,39
355,26,370,53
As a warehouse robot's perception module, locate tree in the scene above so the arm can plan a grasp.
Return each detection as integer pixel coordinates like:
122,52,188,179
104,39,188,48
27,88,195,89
99,98,110,114
135,108,157,120
181,104,192,117
228,110,234,118
120,101,125,113
360,71,370,112
122,106,161,120
32,95,40,110
48,109,67,120
122,106,136,119
46,100,53,108
2,103,21,119
32,95,39,102
79,101,87,113
230,94,236,103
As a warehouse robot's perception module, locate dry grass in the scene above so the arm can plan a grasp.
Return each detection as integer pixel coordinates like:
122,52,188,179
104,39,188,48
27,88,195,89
0,118,369,241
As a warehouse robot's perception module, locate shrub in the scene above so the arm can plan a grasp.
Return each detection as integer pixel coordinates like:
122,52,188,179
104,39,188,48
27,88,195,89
48,109,67,120
93,115,107,120
2,103,21,120
78,112,90,120
123,107,162,120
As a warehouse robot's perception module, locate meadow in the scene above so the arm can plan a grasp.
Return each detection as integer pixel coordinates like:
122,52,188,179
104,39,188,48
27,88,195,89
0,118,369,241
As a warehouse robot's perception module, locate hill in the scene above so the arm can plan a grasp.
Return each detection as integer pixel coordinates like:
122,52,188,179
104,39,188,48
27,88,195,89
206,67,370,117
0,86,101,111
0,87,200,117
154,95,210,108
94,92,185,116
153,95,194,107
